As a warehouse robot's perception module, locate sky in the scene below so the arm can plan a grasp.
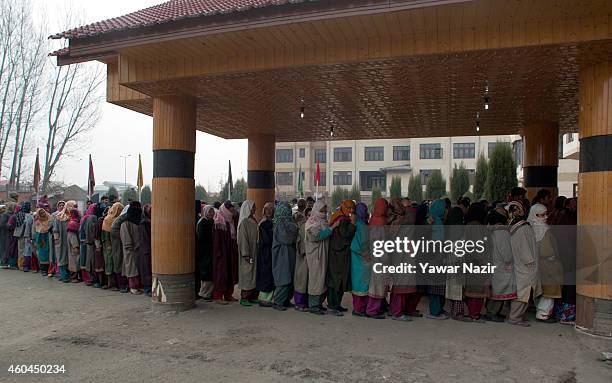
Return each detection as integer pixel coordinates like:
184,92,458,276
35,0,249,192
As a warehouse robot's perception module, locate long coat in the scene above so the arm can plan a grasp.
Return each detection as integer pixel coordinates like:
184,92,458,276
212,226,232,292
350,220,370,296
84,215,98,273
0,212,10,265
237,218,258,291
538,230,563,298
294,222,309,294
326,220,355,292
304,224,330,296
138,217,152,288
272,220,299,287
52,219,69,267
256,219,274,293
111,215,128,275
463,221,491,298
489,228,517,300
120,221,140,278
196,218,213,282
510,223,542,303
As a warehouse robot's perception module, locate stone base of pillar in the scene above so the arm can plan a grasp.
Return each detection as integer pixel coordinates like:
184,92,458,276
151,273,195,312
575,294,612,337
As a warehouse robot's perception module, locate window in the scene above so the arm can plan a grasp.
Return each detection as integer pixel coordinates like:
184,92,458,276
315,171,327,187
566,133,575,144
333,147,352,162
299,148,305,158
419,144,442,159
333,171,352,185
314,148,326,164
420,169,439,185
364,146,384,161
453,143,475,159
276,172,293,185
276,149,293,163
512,139,523,166
360,171,386,191
393,145,410,161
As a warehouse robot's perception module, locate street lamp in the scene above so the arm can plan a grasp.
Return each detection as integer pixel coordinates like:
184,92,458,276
120,154,132,189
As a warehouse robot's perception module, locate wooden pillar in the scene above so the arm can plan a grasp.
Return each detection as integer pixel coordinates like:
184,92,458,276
575,61,612,337
150,96,196,312
522,121,559,201
247,134,276,221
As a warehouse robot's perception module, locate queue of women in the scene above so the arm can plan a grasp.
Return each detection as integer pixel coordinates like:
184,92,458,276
0,186,577,327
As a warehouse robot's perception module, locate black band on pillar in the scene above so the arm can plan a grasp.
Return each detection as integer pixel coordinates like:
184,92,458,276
523,166,558,187
580,135,612,173
153,149,195,178
248,170,275,189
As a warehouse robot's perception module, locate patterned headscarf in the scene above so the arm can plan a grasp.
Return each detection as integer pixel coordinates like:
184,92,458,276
56,200,76,222
102,202,124,232
507,200,527,233
273,202,293,226
34,208,51,233
330,199,355,224
306,199,328,231
219,200,236,239
355,202,369,224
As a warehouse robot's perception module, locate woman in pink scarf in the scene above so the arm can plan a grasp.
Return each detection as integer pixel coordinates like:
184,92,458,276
211,202,239,304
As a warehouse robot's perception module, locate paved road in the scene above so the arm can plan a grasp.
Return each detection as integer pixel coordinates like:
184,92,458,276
0,270,610,383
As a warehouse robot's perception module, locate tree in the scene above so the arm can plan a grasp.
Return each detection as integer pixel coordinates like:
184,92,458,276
331,187,350,210
474,152,488,200
450,163,470,201
486,142,517,201
370,185,382,210
389,176,402,199
122,187,138,204
407,175,423,203
426,170,446,200
349,183,361,202
233,178,247,203
195,184,208,202
140,185,151,205
107,186,119,202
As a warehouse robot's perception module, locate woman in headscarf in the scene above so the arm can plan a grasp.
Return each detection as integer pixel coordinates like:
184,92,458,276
326,199,356,316
271,202,299,311
212,204,234,304
52,201,71,282
305,199,340,315
294,207,312,312
111,203,130,292
4,203,19,270
196,205,215,301
426,199,449,320
102,202,123,290
237,200,259,306
66,203,82,282
33,208,53,276
14,202,34,272
82,203,102,287
507,201,541,326
483,206,516,322
256,202,275,306
444,205,466,320
401,198,422,317
461,202,491,323
350,202,370,316
0,204,10,268
120,201,143,294
93,205,107,288
528,203,563,323
48,201,65,278
366,198,391,319
138,204,152,296
218,200,239,302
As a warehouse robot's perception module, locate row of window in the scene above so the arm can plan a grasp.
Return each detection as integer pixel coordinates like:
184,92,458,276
276,142,505,163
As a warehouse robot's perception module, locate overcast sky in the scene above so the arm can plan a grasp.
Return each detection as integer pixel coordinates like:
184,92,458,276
36,0,248,192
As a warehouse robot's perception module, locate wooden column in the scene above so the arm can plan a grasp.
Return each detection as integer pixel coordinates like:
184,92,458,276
575,61,612,337
247,134,276,221
151,96,196,312
522,121,559,201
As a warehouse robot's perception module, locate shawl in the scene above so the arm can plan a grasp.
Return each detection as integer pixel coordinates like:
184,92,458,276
369,198,389,226
527,203,548,242
15,203,27,226
273,202,293,226
125,201,143,225
219,201,236,239
507,200,528,234
202,205,214,220
306,200,328,231
102,202,124,232
67,209,82,233
34,208,51,233
355,202,369,224
56,200,76,222
259,202,275,226
429,199,446,241
330,199,355,224
238,200,255,230
214,208,227,230
80,203,96,225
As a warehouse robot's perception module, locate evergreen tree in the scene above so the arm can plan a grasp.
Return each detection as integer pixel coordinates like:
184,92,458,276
331,187,350,209
450,163,470,201
122,187,138,204
107,186,119,202
370,185,383,210
195,184,208,202
140,185,152,205
407,175,423,203
474,152,488,200
349,183,361,202
426,170,446,200
389,176,402,199
233,178,247,203
486,142,517,201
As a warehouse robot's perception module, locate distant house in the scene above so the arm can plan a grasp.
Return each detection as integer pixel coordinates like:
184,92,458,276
48,185,89,212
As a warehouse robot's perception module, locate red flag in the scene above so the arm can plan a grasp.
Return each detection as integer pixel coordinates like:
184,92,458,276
88,154,95,198
33,148,41,192
315,160,321,185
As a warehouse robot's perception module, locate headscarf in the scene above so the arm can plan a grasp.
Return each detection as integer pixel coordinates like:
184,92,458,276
15,202,28,226
355,202,369,224
273,202,293,226
142,204,151,222
369,198,389,226
80,203,97,225
428,199,446,241
102,202,124,232
5,201,16,214
527,203,548,242
213,208,227,230
238,200,255,230
125,201,142,225
37,195,50,210
507,200,527,233
260,202,275,225
202,205,215,221
445,206,464,225
56,200,76,222
388,198,405,225
67,208,82,233
219,200,236,239
330,199,355,224
306,199,328,231
34,208,51,233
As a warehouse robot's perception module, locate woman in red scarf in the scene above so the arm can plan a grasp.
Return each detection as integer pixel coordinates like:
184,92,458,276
366,198,391,319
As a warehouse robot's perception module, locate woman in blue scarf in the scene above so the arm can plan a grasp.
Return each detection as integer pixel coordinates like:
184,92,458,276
426,199,449,320
271,202,299,310
350,202,370,316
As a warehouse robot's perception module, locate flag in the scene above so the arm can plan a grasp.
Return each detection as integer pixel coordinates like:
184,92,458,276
227,160,233,201
33,148,41,193
136,154,144,192
87,154,95,198
297,164,303,197
315,161,321,186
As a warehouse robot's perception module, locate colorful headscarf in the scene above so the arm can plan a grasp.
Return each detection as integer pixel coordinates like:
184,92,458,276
369,198,389,226
330,199,355,224
355,202,369,224
527,203,548,242
429,199,446,241
102,202,124,232
67,208,82,233
273,202,293,226
238,200,255,230
34,208,51,233
219,200,236,239
306,199,328,231
80,203,97,225
507,200,527,233
56,200,75,222
14,203,26,227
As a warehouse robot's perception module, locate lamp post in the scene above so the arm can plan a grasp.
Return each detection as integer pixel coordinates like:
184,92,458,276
120,154,132,190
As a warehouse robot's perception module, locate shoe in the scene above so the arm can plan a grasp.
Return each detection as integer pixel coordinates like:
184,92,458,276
366,314,386,319
214,299,229,305
94,283,101,288
294,306,309,312
110,287,119,291
0,265,8,269
102,285,109,290
258,301,273,307
392,315,413,322
202,297,213,302
310,309,325,315
273,304,287,311
352,310,366,317
130,288,143,295
85,282,93,286
225,297,238,302
41,273,48,277
483,315,505,323
426,313,450,320
120,288,129,293
338,306,348,312
328,309,344,316
508,320,531,327
70,279,80,283
406,312,424,317
240,299,253,307
536,317,558,324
